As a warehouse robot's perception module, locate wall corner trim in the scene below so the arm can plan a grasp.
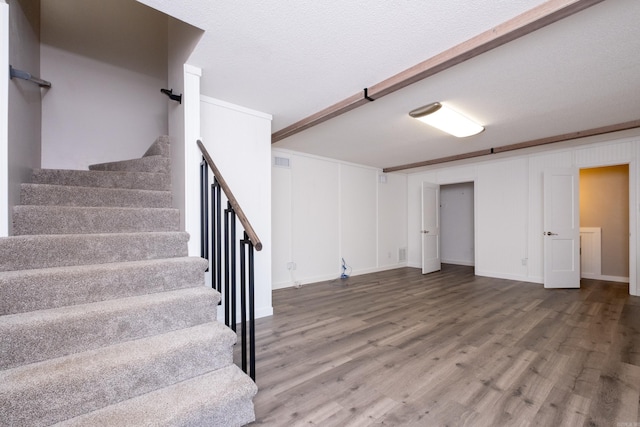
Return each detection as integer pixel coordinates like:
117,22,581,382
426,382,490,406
184,64,202,77
0,1,9,237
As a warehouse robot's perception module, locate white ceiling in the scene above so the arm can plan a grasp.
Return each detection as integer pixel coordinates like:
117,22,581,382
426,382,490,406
138,0,640,171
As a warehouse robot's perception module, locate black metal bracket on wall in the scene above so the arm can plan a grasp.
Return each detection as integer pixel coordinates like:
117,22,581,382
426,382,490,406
10,65,52,88
161,88,182,104
363,88,375,102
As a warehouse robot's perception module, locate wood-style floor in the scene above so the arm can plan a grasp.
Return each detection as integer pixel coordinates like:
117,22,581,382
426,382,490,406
248,265,640,426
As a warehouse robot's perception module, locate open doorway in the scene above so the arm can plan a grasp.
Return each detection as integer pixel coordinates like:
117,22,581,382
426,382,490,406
440,182,475,268
579,165,629,285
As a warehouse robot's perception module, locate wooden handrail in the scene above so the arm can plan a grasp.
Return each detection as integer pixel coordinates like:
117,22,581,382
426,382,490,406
197,140,263,251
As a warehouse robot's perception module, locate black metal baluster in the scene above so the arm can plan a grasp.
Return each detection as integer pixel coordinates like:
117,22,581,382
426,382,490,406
248,233,256,381
215,184,222,295
230,212,237,332
224,202,231,327
210,180,216,290
200,159,209,263
240,235,247,373
211,179,222,293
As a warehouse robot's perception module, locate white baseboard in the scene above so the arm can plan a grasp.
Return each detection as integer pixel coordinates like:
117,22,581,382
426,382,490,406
272,263,409,290
351,263,409,276
584,274,629,283
256,306,274,318
475,270,539,284
441,259,475,267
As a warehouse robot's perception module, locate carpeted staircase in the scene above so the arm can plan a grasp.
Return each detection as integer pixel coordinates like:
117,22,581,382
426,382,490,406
0,136,257,426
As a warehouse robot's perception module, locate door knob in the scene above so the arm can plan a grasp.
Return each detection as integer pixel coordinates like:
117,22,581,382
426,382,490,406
544,231,558,236
421,230,430,234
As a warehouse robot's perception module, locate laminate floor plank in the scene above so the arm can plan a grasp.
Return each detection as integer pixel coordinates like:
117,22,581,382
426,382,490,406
249,265,640,426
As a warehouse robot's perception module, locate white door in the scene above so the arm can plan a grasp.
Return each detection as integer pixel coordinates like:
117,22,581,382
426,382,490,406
422,182,441,274
543,168,580,288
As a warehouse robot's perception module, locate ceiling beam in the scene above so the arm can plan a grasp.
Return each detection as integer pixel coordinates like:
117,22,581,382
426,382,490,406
382,119,640,173
271,0,604,144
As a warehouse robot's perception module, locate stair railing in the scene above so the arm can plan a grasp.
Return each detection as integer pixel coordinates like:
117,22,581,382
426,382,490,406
197,139,260,381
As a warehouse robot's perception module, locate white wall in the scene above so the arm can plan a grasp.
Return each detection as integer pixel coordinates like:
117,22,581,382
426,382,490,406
290,154,340,283
341,164,378,273
199,96,273,319
272,149,408,289
378,172,408,268
407,134,639,295
476,158,528,280
167,17,202,232
7,0,41,236
40,0,168,169
272,163,293,286
440,182,474,266
0,1,8,236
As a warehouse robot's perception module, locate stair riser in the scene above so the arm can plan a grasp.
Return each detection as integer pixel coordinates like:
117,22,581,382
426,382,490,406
143,136,170,157
13,206,180,235
0,232,189,272
32,169,171,191
0,288,219,370
21,184,172,208
0,323,236,427
0,257,209,315
57,365,258,427
0,135,256,426
89,156,171,174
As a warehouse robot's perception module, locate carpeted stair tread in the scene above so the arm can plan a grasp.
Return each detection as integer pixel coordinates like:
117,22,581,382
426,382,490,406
0,257,209,315
0,287,220,370
0,232,189,272
20,183,172,208
89,155,170,174
31,169,171,191
143,135,170,158
57,364,257,427
13,205,180,235
0,322,237,427
2,135,257,425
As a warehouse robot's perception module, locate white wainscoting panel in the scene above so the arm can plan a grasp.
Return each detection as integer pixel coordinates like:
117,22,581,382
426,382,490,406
580,227,601,279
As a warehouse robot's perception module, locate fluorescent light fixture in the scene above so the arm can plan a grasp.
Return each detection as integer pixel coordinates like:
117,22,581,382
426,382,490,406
409,102,484,137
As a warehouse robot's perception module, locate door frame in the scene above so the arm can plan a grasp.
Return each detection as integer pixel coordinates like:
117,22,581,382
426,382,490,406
421,178,477,274
577,160,636,295
440,181,476,268
575,157,640,296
